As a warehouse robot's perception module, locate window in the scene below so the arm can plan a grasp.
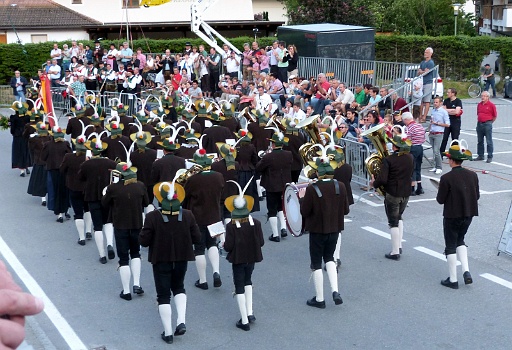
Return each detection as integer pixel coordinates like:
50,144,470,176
72,0,82,4
31,34,47,43
122,0,139,8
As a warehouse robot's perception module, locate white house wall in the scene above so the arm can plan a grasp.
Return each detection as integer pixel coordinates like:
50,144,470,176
5,30,89,44
52,0,254,24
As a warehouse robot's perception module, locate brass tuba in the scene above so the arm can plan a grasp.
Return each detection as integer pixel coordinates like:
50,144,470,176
296,114,324,145
175,164,203,186
360,123,389,196
239,107,257,123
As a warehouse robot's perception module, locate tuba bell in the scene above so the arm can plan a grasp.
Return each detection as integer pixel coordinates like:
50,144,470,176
239,107,257,123
360,123,389,196
175,164,203,186
296,114,324,145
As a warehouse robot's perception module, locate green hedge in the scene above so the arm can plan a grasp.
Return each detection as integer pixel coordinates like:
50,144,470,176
0,35,509,84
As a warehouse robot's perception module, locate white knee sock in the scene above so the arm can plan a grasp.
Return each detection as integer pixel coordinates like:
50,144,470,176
390,227,400,255
103,223,114,246
398,220,404,249
236,294,249,324
174,293,187,325
447,254,458,283
244,285,253,316
74,219,85,241
130,258,141,287
41,196,46,203
333,232,342,261
325,261,338,293
94,230,105,257
145,204,155,214
456,245,469,273
83,212,92,234
312,269,324,302
195,255,207,283
207,247,220,274
256,180,263,197
269,217,279,237
277,211,286,231
158,304,173,337
119,266,131,294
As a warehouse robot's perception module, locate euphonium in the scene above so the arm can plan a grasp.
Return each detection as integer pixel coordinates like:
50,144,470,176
296,114,324,145
175,164,203,186
267,114,286,132
360,123,389,196
240,107,257,123
298,142,320,179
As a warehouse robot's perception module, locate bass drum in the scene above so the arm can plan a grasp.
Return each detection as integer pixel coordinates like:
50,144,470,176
283,182,310,237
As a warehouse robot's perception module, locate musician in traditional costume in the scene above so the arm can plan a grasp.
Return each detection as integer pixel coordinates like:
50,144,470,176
301,147,349,308
234,129,260,213
103,116,131,162
219,101,241,132
139,176,201,344
255,128,293,242
183,147,225,290
202,110,233,153
152,128,186,183
282,117,306,183
436,140,479,289
66,104,91,141
102,157,149,300
370,128,414,261
78,134,117,264
27,118,51,206
110,100,133,138
224,177,264,331
212,142,240,226
130,129,157,205
10,101,32,177
248,109,272,200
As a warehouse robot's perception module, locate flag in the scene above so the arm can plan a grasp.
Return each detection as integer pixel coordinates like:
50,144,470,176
40,74,55,127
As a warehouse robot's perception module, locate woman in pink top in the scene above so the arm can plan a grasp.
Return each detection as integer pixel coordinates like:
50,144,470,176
258,48,270,73
136,48,146,70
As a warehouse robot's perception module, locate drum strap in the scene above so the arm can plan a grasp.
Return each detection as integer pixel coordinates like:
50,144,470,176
312,184,322,198
312,180,340,197
334,180,340,195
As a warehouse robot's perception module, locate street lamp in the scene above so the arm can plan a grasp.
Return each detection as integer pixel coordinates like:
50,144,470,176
453,3,462,36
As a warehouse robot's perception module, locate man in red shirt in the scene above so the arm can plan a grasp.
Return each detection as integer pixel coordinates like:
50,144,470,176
171,67,182,91
391,89,409,114
475,91,497,163
311,73,332,115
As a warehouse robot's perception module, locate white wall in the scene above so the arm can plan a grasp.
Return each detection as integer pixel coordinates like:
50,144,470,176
5,30,89,44
52,0,254,24
252,0,287,23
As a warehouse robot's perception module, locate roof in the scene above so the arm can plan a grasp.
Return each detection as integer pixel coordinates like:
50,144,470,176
279,23,373,33
0,0,101,30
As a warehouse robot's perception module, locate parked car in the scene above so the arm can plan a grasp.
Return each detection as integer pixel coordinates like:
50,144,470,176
403,65,444,98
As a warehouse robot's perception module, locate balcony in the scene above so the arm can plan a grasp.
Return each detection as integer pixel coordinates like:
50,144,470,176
492,7,512,31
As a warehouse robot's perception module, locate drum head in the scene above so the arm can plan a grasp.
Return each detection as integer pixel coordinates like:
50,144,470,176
283,184,303,237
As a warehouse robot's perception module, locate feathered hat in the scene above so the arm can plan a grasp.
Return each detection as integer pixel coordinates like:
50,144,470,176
234,128,252,143
116,141,137,180
308,144,338,178
129,118,152,149
105,114,124,135
110,97,129,116
216,142,238,171
156,125,185,151
73,119,94,151
85,131,109,155
47,114,66,139
390,125,412,154
224,176,255,220
153,171,186,213
188,135,213,168
219,99,236,117
194,98,210,117
444,139,472,161
181,116,201,140
11,100,30,116
266,124,288,148
70,95,85,117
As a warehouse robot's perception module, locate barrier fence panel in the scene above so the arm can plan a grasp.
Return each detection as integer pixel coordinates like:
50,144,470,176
50,87,71,115
341,138,370,188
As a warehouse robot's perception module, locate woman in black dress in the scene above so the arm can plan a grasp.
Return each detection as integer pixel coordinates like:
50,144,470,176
10,101,32,177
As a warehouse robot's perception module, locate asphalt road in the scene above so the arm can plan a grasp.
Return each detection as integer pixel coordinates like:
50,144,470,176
1,98,512,350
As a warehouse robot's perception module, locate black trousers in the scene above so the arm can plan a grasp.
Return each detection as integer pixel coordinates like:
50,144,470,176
291,170,301,184
69,190,89,220
384,194,408,227
440,117,461,154
153,261,188,304
443,217,472,255
232,263,255,294
194,224,218,255
266,191,283,217
410,145,423,182
114,228,141,266
309,232,337,270
87,200,107,231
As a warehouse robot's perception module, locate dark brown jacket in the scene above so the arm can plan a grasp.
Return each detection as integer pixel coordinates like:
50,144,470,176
151,153,186,184
139,209,201,263
334,163,354,206
224,219,264,264
373,153,414,198
235,143,258,171
119,115,134,137
437,166,479,218
183,171,224,226
66,116,91,139
175,144,198,159
202,125,233,153
176,120,202,140
301,179,349,234
102,181,149,229
256,149,293,193
41,140,72,170
248,122,272,153
103,135,131,162
283,132,306,171
78,157,117,202
220,117,241,133
28,135,52,166
60,153,87,192
211,159,239,201
130,148,157,187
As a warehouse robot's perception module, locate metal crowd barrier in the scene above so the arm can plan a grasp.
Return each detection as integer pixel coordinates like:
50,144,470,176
50,87,71,116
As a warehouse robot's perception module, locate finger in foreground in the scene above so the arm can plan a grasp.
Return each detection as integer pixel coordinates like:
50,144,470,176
0,318,25,350
0,290,44,317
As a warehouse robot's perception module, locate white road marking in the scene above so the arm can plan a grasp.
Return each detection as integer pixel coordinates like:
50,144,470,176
0,236,87,350
361,226,406,242
480,273,512,290
344,218,352,222
497,98,512,105
353,194,382,207
414,246,461,266
460,131,512,143
487,161,512,169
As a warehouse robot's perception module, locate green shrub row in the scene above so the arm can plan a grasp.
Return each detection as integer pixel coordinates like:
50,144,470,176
0,35,509,85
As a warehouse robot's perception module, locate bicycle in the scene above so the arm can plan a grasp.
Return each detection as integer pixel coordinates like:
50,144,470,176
468,77,485,98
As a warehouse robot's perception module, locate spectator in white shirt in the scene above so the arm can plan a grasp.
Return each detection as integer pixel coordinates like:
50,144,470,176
50,43,62,67
225,51,240,79
291,101,306,122
69,41,79,59
48,59,62,87
332,83,355,113
253,85,273,112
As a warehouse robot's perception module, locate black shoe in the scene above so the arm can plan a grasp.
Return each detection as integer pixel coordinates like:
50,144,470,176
120,291,132,300
41,201,46,207
99,256,107,264
486,158,492,163
385,253,400,261
161,332,173,344
56,217,64,223
336,259,341,268
463,271,473,285
269,235,280,242
332,292,343,305
213,272,222,287
26,168,30,175
415,188,424,195
86,232,92,240
195,280,208,290
307,297,326,309
174,323,186,336
399,248,403,254
20,172,25,177
410,191,417,196
65,213,71,219
133,285,144,295
475,156,485,161
281,228,288,238
107,245,115,259
77,240,86,246
441,277,459,289
248,315,256,323
236,319,250,331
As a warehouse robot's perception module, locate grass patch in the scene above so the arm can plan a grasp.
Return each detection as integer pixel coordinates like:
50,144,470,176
442,80,472,99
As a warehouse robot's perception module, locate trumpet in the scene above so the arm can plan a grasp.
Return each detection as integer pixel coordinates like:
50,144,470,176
258,144,273,158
